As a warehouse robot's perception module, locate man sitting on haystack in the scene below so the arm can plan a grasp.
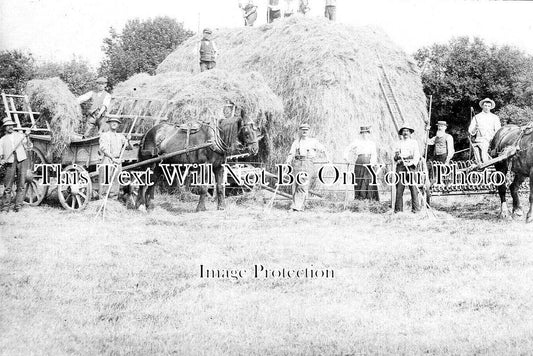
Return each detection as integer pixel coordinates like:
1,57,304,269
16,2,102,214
77,76,111,137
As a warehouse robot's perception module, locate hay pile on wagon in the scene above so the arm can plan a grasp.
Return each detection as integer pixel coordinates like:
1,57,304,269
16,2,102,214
157,16,428,162
112,69,283,159
25,77,82,157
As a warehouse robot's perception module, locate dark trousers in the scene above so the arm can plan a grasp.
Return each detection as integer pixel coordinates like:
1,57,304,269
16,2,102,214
268,9,281,23
200,61,216,72
2,156,28,210
324,5,336,20
394,163,420,213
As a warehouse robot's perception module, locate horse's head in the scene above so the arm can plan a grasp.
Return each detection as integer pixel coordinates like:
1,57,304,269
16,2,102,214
237,112,260,156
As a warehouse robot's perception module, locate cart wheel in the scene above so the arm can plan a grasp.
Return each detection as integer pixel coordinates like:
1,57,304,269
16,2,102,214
24,148,49,206
58,164,92,211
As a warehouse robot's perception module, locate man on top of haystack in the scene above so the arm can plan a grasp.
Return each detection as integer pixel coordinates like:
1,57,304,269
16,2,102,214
468,98,501,164
324,0,337,21
199,28,218,72
298,0,310,14
267,0,282,23
77,76,111,138
239,0,258,26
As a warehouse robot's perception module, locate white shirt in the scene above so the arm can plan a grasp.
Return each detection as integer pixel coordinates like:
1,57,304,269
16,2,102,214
343,139,378,165
0,131,30,163
468,112,501,143
287,137,327,162
77,90,112,114
395,137,420,167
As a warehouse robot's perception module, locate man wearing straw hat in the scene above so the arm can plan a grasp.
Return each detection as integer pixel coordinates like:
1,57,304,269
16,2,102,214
343,125,380,201
0,117,32,212
285,123,330,211
427,121,455,164
77,76,111,137
98,117,132,199
468,98,501,164
199,28,218,72
324,0,337,21
393,123,421,213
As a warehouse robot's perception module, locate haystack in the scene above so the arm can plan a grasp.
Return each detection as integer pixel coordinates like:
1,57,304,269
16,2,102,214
157,16,428,162
113,69,283,160
25,77,82,157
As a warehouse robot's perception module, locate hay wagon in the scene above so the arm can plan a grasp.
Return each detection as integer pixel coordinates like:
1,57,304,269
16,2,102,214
1,93,192,211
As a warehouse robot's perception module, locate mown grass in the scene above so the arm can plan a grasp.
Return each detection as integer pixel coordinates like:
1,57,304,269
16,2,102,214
2,193,533,355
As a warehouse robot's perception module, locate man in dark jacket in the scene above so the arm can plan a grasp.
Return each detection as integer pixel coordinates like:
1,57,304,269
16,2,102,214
199,28,218,72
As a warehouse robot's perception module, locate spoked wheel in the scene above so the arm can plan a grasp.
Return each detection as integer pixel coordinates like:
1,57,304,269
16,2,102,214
24,148,49,206
57,164,92,211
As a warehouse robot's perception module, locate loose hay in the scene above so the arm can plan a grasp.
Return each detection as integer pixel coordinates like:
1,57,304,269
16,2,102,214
157,16,429,162
26,77,83,158
112,69,283,162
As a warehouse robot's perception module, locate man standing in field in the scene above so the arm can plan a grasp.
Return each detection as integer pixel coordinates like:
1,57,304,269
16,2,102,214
285,123,330,211
394,124,421,213
343,125,380,201
267,0,282,23
239,0,258,26
199,28,218,72
324,0,337,21
98,117,132,199
427,121,455,164
77,76,111,137
468,98,501,164
0,117,32,212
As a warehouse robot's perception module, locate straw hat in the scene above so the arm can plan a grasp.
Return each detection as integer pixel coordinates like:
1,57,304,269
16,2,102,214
479,98,495,109
437,121,447,127
398,123,415,135
299,123,310,130
2,117,16,127
107,117,121,124
203,28,212,34
96,77,108,84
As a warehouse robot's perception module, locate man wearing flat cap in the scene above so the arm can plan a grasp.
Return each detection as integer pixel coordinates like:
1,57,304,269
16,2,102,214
427,121,455,164
394,124,421,213
77,76,112,137
199,28,218,72
343,125,379,201
0,117,32,212
98,117,132,199
285,123,330,211
468,98,501,164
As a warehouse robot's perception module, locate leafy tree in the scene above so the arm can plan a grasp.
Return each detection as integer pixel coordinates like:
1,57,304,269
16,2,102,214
415,37,533,147
34,57,97,95
498,104,533,126
99,16,194,87
0,50,35,93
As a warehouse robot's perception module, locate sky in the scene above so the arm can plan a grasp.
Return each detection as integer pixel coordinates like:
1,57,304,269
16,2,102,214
1,0,533,69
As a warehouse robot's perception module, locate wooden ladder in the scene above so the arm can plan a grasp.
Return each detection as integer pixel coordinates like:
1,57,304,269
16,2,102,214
376,54,405,132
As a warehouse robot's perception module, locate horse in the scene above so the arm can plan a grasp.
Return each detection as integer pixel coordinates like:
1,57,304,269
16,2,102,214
490,124,533,222
134,111,260,212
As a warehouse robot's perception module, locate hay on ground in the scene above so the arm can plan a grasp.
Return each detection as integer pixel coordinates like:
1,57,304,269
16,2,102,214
157,15,428,163
26,77,82,157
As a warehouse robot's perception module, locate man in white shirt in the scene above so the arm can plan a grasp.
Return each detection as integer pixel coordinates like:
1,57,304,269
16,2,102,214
325,0,337,21
0,117,32,212
394,124,421,213
468,98,501,164
239,0,258,26
285,123,330,211
98,117,132,199
78,77,112,137
343,125,379,201
427,121,455,164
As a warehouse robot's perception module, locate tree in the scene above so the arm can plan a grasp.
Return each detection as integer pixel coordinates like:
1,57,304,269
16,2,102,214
414,37,533,146
0,50,35,93
99,17,194,87
34,57,97,95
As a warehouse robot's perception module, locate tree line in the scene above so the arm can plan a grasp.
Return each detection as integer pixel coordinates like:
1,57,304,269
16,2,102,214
1,19,532,150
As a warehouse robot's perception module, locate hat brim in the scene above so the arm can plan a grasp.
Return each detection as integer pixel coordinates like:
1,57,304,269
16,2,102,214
479,99,495,109
398,127,414,134
107,119,121,124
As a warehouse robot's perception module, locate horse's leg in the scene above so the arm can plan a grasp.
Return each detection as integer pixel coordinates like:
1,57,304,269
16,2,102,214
526,169,533,223
214,165,226,210
135,185,145,209
510,174,525,218
196,185,207,212
495,162,509,219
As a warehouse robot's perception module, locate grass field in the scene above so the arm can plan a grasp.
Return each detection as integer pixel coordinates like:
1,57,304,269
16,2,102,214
2,192,533,355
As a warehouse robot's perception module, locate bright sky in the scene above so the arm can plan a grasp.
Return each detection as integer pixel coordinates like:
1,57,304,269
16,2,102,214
1,0,532,69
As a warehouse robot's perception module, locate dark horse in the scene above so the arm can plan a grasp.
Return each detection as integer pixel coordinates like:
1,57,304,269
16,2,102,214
491,124,533,222
135,112,259,211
